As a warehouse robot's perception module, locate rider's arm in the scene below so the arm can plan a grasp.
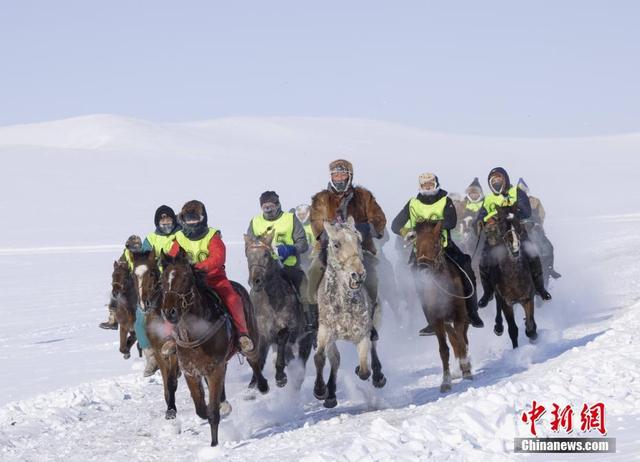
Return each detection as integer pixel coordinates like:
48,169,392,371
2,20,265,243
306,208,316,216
167,241,180,257
391,201,411,236
516,189,532,220
141,237,152,253
291,215,309,255
442,197,457,230
363,189,387,238
309,192,328,241
194,233,226,276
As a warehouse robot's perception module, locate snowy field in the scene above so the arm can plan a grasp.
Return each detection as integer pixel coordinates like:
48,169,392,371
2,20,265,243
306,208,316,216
0,116,639,460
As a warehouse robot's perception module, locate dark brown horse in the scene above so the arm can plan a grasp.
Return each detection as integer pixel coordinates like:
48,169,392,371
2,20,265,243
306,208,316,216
483,206,537,348
111,260,137,359
131,250,180,419
414,220,472,393
160,249,268,447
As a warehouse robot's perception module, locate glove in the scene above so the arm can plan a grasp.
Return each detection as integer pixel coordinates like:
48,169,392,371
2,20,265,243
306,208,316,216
276,245,297,261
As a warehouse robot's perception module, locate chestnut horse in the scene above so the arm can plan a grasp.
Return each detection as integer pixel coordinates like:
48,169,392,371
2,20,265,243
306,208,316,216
111,260,137,359
160,249,268,447
413,220,472,392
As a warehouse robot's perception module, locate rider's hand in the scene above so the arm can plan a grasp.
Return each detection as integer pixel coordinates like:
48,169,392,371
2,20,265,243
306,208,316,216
276,245,296,261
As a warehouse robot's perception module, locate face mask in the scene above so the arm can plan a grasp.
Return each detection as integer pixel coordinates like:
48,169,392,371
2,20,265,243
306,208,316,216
262,203,281,220
158,223,174,235
490,179,505,194
182,221,206,239
419,187,440,196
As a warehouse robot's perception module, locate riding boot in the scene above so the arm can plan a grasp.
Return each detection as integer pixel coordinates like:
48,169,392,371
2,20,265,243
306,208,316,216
548,254,562,279
478,268,495,308
304,303,319,333
142,348,159,377
458,256,484,328
99,307,118,330
419,324,436,336
238,335,255,354
529,255,552,300
370,301,379,341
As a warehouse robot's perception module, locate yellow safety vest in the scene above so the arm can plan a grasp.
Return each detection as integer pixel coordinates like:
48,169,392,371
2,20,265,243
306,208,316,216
174,228,219,264
122,249,134,272
303,223,315,248
482,186,518,222
403,196,449,248
146,232,176,255
465,200,483,213
251,212,297,266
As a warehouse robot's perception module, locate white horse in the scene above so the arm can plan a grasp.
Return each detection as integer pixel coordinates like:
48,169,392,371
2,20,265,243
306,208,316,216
313,217,386,408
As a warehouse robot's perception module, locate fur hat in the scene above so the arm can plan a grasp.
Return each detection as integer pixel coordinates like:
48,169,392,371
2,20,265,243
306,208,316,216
329,159,353,175
418,172,439,188
178,200,208,225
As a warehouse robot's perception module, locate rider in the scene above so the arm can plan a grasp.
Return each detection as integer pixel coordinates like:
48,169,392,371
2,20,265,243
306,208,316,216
99,234,145,330
307,159,387,340
517,178,561,279
293,203,315,248
247,191,315,332
462,177,484,226
476,167,552,307
391,172,484,336
141,205,181,259
166,200,254,354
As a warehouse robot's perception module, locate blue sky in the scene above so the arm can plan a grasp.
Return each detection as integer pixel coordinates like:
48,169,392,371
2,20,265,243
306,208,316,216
1,1,638,136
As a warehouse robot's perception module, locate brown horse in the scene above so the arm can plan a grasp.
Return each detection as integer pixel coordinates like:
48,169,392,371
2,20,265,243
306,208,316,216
131,250,181,419
111,260,137,359
414,220,472,393
483,206,537,348
160,249,268,447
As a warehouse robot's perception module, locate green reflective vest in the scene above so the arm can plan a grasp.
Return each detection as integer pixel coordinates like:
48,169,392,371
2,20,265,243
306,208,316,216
174,228,219,264
465,200,483,213
482,186,518,222
405,196,449,248
251,212,297,266
122,249,134,272
303,223,315,249
146,232,176,255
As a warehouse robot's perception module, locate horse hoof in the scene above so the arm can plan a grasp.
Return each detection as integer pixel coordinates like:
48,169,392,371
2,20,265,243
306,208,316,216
373,375,387,388
258,381,270,395
440,383,452,393
276,375,288,388
494,324,504,336
528,332,538,343
219,401,232,417
165,409,177,420
314,385,328,401
355,366,371,381
323,397,338,408
123,353,130,360
463,371,473,381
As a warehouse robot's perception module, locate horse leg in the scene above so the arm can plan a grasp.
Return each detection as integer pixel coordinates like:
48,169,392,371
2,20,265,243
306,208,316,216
185,374,207,419
523,299,538,342
119,324,129,358
295,334,314,391
500,299,519,349
219,378,232,417
354,336,371,381
275,328,289,387
452,307,472,380
205,364,226,447
248,338,268,389
494,300,504,336
313,324,329,400
125,329,137,357
156,352,178,419
324,342,340,408
371,340,386,388
435,320,452,393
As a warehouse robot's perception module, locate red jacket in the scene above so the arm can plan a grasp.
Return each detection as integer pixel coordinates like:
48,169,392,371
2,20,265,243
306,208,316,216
168,233,228,283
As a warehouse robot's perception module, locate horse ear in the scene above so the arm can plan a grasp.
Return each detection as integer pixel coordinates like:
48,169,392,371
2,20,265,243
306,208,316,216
113,260,119,269
176,247,190,264
346,215,356,229
148,249,156,263
323,220,336,239
243,234,252,245
264,229,275,246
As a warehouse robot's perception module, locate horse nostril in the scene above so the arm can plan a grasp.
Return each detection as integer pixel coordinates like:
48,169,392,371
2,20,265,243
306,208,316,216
350,272,358,280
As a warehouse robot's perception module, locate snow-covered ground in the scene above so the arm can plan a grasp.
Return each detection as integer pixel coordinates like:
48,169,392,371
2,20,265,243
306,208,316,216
0,116,638,460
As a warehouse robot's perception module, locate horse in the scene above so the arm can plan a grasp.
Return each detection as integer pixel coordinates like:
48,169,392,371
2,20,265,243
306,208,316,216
111,260,138,359
413,220,472,393
130,250,181,420
313,217,386,409
483,206,538,348
160,249,269,447
244,231,313,389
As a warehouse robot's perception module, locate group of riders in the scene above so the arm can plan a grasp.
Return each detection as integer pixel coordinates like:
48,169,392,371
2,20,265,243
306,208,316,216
99,159,561,375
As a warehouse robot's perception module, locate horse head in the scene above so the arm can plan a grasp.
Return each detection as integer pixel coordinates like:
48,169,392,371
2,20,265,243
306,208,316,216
485,205,522,256
324,216,366,290
160,248,197,324
111,260,131,299
414,219,444,268
244,230,276,291
131,250,161,312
